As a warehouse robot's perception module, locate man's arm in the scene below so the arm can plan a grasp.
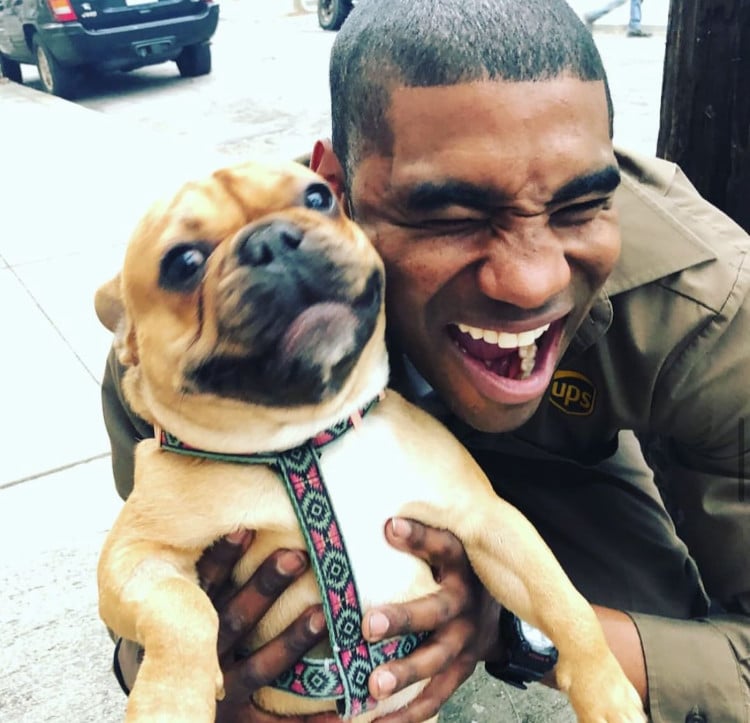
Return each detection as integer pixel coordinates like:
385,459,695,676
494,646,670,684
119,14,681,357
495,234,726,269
101,346,151,501
627,606,750,723
633,426,750,722
639,261,750,722
591,606,647,703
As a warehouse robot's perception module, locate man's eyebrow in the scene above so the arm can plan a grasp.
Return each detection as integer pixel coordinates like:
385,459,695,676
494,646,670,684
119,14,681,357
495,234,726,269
549,166,621,205
401,166,621,212
403,180,502,212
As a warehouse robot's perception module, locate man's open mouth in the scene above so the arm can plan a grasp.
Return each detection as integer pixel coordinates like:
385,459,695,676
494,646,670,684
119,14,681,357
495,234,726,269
447,321,556,380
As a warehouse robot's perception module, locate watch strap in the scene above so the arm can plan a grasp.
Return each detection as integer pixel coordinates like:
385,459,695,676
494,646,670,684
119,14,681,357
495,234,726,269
485,609,558,689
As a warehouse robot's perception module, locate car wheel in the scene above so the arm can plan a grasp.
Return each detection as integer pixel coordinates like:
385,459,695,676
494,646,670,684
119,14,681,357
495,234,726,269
176,43,212,78
318,0,353,31
33,35,76,98
0,54,22,83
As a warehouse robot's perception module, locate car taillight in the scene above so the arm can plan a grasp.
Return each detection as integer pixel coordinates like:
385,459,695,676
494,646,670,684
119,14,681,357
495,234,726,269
46,0,78,22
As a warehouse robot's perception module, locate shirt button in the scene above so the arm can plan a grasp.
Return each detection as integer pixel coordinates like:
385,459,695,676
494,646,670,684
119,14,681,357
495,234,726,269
685,709,707,723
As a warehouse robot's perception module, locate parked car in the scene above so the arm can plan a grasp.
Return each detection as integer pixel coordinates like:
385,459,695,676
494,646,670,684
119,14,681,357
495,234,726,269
317,0,353,31
0,0,219,99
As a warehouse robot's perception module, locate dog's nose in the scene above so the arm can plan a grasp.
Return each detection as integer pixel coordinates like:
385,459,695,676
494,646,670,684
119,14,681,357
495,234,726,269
237,222,304,267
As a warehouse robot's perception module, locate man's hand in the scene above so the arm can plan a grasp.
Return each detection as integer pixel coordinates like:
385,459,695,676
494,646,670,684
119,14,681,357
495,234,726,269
197,530,339,723
115,531,339,723
116,521,499,723
361,518,501,723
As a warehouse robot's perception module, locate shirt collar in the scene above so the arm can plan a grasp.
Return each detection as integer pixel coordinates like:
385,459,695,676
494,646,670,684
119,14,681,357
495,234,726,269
572,148,719,353
605,149,716,296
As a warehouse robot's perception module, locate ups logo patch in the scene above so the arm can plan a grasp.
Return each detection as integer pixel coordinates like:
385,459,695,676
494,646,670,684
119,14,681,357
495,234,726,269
549,370,596,416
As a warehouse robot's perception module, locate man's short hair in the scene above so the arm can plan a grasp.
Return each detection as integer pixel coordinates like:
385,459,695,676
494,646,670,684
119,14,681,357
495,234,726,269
330,0,614,182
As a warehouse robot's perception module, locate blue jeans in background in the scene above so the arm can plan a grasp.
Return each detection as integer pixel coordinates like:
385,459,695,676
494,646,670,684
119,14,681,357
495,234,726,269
585,0,643,32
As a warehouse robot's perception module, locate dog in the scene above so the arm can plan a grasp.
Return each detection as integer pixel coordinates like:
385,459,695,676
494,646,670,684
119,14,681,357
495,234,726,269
96,159,645,723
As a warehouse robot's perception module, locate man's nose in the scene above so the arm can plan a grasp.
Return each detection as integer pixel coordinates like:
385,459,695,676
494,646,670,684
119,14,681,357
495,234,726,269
476,229,571,309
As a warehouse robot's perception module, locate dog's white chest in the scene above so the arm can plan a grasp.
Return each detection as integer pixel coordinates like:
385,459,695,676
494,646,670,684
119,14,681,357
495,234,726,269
222,405,452,611
298,413,440,608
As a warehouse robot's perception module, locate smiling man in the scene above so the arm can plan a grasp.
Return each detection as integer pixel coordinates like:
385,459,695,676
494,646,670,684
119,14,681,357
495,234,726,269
344,77,622,432
103,1,750,722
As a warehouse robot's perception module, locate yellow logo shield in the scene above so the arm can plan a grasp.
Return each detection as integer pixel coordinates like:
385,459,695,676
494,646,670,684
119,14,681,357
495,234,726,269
549,370,596,416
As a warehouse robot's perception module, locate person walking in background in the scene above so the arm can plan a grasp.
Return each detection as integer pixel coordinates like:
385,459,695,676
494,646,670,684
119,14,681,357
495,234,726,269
585,0,651,36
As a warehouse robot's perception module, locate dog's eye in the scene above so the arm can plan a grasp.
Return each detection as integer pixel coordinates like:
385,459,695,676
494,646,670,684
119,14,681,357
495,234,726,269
159,243,210,292
303,183,336,214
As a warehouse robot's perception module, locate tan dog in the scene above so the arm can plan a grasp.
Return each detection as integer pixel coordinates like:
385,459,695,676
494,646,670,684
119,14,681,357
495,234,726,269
96,160,644,723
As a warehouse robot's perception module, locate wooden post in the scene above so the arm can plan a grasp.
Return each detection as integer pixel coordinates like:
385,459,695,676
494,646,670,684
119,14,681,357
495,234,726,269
657,0,750,232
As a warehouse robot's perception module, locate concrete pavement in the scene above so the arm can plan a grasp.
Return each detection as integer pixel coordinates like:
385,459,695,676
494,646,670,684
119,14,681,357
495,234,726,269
0,2,668,720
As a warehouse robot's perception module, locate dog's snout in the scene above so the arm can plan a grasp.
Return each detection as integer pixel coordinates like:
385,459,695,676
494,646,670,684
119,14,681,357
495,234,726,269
238,222,304,267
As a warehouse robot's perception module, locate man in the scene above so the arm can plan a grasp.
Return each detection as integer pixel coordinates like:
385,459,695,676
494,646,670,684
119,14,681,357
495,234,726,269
104,1,750,721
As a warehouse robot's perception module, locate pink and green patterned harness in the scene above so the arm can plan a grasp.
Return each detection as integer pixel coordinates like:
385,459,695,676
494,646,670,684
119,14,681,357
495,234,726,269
158,394,427,719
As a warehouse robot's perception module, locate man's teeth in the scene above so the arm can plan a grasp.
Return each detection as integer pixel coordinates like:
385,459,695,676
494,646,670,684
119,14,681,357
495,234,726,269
458,322,550,380
519,346,536,378
457,322,550,349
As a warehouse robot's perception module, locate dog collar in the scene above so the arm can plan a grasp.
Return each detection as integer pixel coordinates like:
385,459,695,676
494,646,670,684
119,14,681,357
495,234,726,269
158,391,426,719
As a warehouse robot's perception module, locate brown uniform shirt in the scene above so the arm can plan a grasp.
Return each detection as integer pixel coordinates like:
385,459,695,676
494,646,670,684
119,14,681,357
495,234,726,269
101,148,750,722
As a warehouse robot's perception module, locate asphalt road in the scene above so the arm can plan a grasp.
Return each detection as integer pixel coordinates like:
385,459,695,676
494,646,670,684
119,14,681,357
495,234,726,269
22,1,336,162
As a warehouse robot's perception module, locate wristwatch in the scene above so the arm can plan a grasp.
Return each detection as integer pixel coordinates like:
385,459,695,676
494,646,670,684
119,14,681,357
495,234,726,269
485,608,559,689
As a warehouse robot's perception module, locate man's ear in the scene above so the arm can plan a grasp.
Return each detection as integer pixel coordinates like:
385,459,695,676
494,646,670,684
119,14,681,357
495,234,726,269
310,138,348,210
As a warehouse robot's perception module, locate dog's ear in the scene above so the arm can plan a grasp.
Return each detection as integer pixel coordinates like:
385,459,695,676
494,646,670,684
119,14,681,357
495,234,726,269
95,274,124,332
95,274,139,367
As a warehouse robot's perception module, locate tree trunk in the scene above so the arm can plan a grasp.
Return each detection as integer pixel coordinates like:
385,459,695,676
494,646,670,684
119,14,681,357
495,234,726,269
657,0,750,232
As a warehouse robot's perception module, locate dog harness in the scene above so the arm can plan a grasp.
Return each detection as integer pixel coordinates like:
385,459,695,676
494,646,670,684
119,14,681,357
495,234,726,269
157,393,427,719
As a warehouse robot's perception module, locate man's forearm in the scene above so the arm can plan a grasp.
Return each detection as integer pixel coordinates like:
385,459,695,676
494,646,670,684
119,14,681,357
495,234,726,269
593,605,648,705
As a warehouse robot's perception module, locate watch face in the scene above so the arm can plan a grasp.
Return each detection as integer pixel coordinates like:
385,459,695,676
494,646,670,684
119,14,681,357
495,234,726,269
519,619,556,654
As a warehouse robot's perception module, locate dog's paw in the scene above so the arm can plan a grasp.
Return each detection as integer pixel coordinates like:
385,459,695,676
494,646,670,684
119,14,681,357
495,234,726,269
125,655,224,722
557,654,646,723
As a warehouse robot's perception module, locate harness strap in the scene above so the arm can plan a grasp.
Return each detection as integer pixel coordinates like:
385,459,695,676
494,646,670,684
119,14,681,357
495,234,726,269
159,393,426,718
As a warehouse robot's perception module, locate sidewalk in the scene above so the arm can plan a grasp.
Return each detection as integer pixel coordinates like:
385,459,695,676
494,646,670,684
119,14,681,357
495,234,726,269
0,5,667,720
0,81,231,723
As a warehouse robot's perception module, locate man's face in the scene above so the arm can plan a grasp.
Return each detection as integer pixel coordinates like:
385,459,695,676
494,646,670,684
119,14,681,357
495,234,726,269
348,77,621,432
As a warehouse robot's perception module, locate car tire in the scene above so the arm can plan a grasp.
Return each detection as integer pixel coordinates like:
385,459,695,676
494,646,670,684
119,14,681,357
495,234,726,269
33,35,77,98
176,43,212,78
318,0,353,31
0,54,22,83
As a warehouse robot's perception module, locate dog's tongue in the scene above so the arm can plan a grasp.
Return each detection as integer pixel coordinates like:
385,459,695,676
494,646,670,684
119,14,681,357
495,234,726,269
281,302,358,362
